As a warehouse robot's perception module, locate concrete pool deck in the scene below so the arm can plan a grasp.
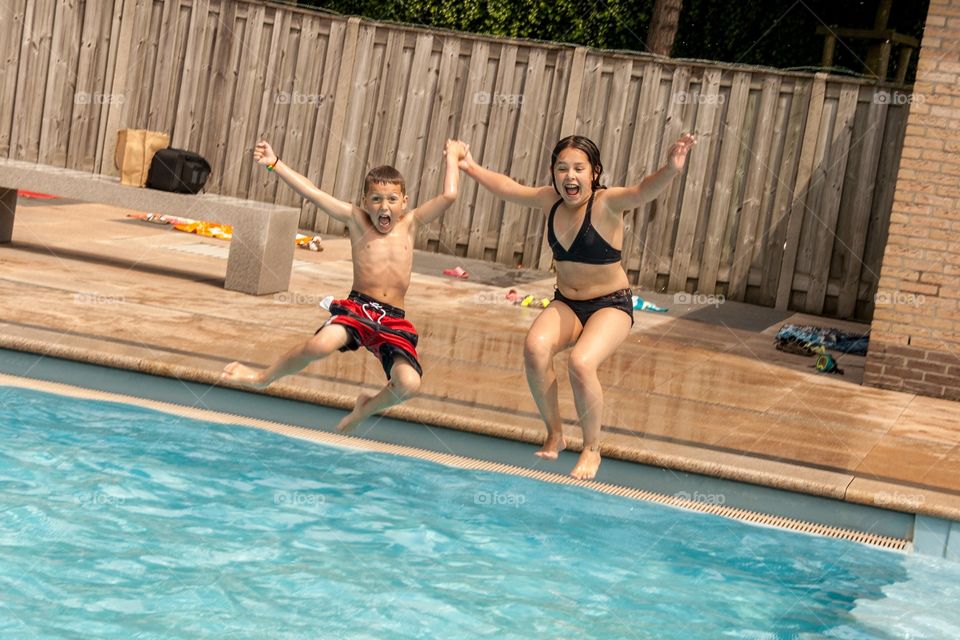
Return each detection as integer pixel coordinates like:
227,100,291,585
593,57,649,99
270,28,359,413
2,197,958,525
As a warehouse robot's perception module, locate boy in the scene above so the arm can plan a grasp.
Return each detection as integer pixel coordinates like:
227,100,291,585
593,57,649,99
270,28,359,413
221,139,466,433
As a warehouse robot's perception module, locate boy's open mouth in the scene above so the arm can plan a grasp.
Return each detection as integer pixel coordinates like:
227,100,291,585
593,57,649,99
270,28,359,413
377,213,392,229
564,184,580,197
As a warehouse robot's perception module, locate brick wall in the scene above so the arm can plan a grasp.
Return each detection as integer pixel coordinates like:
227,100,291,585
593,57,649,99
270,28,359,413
864,0,960,400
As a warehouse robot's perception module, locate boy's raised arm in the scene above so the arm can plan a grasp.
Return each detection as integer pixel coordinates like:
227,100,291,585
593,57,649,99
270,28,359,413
458,142,554,209
254,140,355,223
601,133,696,214
413,139,465,225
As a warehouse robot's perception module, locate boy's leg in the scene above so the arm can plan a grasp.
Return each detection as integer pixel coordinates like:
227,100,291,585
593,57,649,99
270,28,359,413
221,324,351,388
335,360,421,433
566,308,632,480
523,303,582,459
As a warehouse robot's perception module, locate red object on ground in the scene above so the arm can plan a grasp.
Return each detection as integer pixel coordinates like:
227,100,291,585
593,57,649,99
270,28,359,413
18,191,58,199
442,265,469,279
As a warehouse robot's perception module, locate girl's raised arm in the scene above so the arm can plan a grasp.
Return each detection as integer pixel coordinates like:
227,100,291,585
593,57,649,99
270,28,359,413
459,144,555,209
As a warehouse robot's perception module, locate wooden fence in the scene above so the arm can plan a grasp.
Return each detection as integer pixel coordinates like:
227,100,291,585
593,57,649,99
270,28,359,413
0,0,911,320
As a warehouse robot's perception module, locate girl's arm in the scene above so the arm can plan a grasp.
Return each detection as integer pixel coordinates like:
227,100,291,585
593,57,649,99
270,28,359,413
601,133,696,214
459,144,555,209
254,140,356,224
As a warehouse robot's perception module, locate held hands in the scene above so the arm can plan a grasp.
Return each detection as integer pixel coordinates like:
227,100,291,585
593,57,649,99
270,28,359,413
667,133,696,172
253,140,279,167
445,139,469,166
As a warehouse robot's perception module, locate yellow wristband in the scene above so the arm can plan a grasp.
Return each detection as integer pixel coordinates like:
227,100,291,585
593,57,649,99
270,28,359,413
266,157,279,172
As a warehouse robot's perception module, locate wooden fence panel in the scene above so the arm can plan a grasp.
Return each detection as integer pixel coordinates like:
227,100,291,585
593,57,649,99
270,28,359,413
0,0,28,157
1,0,914,320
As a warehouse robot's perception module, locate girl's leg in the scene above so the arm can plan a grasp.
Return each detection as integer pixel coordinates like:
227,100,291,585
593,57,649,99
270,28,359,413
221,324,351,388
566,308,632,480
524,302,582,458
335,360,421,433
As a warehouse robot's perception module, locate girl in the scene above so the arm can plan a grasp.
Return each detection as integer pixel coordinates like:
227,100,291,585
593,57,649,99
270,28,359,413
460,133,695,479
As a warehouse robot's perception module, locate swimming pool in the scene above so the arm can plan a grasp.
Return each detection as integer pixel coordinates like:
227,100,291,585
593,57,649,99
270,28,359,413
2,384,960,639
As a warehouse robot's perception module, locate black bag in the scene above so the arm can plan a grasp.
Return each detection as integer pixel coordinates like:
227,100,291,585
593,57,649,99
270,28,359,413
146,148,211,194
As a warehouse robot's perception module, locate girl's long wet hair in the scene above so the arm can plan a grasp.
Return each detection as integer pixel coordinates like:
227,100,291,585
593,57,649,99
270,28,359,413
550,135,605,194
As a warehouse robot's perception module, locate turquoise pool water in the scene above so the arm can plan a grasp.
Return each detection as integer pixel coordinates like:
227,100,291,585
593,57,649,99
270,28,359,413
2,385,959,639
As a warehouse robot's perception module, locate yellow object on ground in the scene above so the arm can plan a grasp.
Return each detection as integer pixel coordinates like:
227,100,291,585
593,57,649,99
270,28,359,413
127,212,322,250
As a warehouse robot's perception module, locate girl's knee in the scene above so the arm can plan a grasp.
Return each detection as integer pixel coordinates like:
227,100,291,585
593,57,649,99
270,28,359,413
568,351,598,381
524,334,554,370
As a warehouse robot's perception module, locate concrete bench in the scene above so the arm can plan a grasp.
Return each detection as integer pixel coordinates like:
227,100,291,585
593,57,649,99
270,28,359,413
0,157,301,295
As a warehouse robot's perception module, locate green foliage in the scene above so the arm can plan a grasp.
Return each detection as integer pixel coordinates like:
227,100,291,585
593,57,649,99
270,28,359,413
303,0,652,50
301,0,928,80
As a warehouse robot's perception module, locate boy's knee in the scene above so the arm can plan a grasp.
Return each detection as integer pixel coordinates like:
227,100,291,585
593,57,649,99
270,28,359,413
390,366,421,398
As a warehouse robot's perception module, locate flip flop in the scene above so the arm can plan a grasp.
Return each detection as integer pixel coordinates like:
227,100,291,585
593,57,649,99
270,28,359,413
442,266,469,279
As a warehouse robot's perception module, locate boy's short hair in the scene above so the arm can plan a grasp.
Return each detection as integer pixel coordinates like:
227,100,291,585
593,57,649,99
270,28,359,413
363,165,406,196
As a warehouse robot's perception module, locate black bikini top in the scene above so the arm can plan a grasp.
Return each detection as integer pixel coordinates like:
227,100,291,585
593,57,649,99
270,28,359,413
547,192,622,265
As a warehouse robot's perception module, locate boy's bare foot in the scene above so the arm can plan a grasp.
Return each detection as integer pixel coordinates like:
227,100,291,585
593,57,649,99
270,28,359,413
534,432,566,460
570,446,601,480
335,392,375,433
220,362,268,389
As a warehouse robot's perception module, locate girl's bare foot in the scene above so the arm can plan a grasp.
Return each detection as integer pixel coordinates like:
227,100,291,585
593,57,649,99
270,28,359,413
570,445,601,480
534,432,566,460
335,393,375,433
220,362,268,389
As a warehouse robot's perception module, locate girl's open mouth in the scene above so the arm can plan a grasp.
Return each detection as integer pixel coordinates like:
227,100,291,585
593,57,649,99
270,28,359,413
564,184,580,197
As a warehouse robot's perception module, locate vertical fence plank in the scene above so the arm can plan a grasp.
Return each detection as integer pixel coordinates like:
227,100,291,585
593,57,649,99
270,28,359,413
311,16,359,232
12,0,56,162
172,0,210,147
246,6,291,203
537,46,586,269
220,2,264,197
147,0,179,132
759,79,808,305
638,66,689,289
728,74,781,300
600,57,634,185
775,73,827,309
668,68,720,292
0,0,28,157
860,103,908,315
622,62,663,280
368,29,405,167
416,35,459,250
298,18,346,229
498,47,547,265
39,0,83,166
442,38,489,255
199,0,240,193
804,83,859,313
395,33,436,199
837,93,888,317
328,23,377,236
699,72,750,294
468,44,517,260
68,0,112,171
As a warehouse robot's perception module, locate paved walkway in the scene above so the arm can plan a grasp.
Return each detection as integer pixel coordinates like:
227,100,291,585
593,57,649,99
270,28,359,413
2,198,958,519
